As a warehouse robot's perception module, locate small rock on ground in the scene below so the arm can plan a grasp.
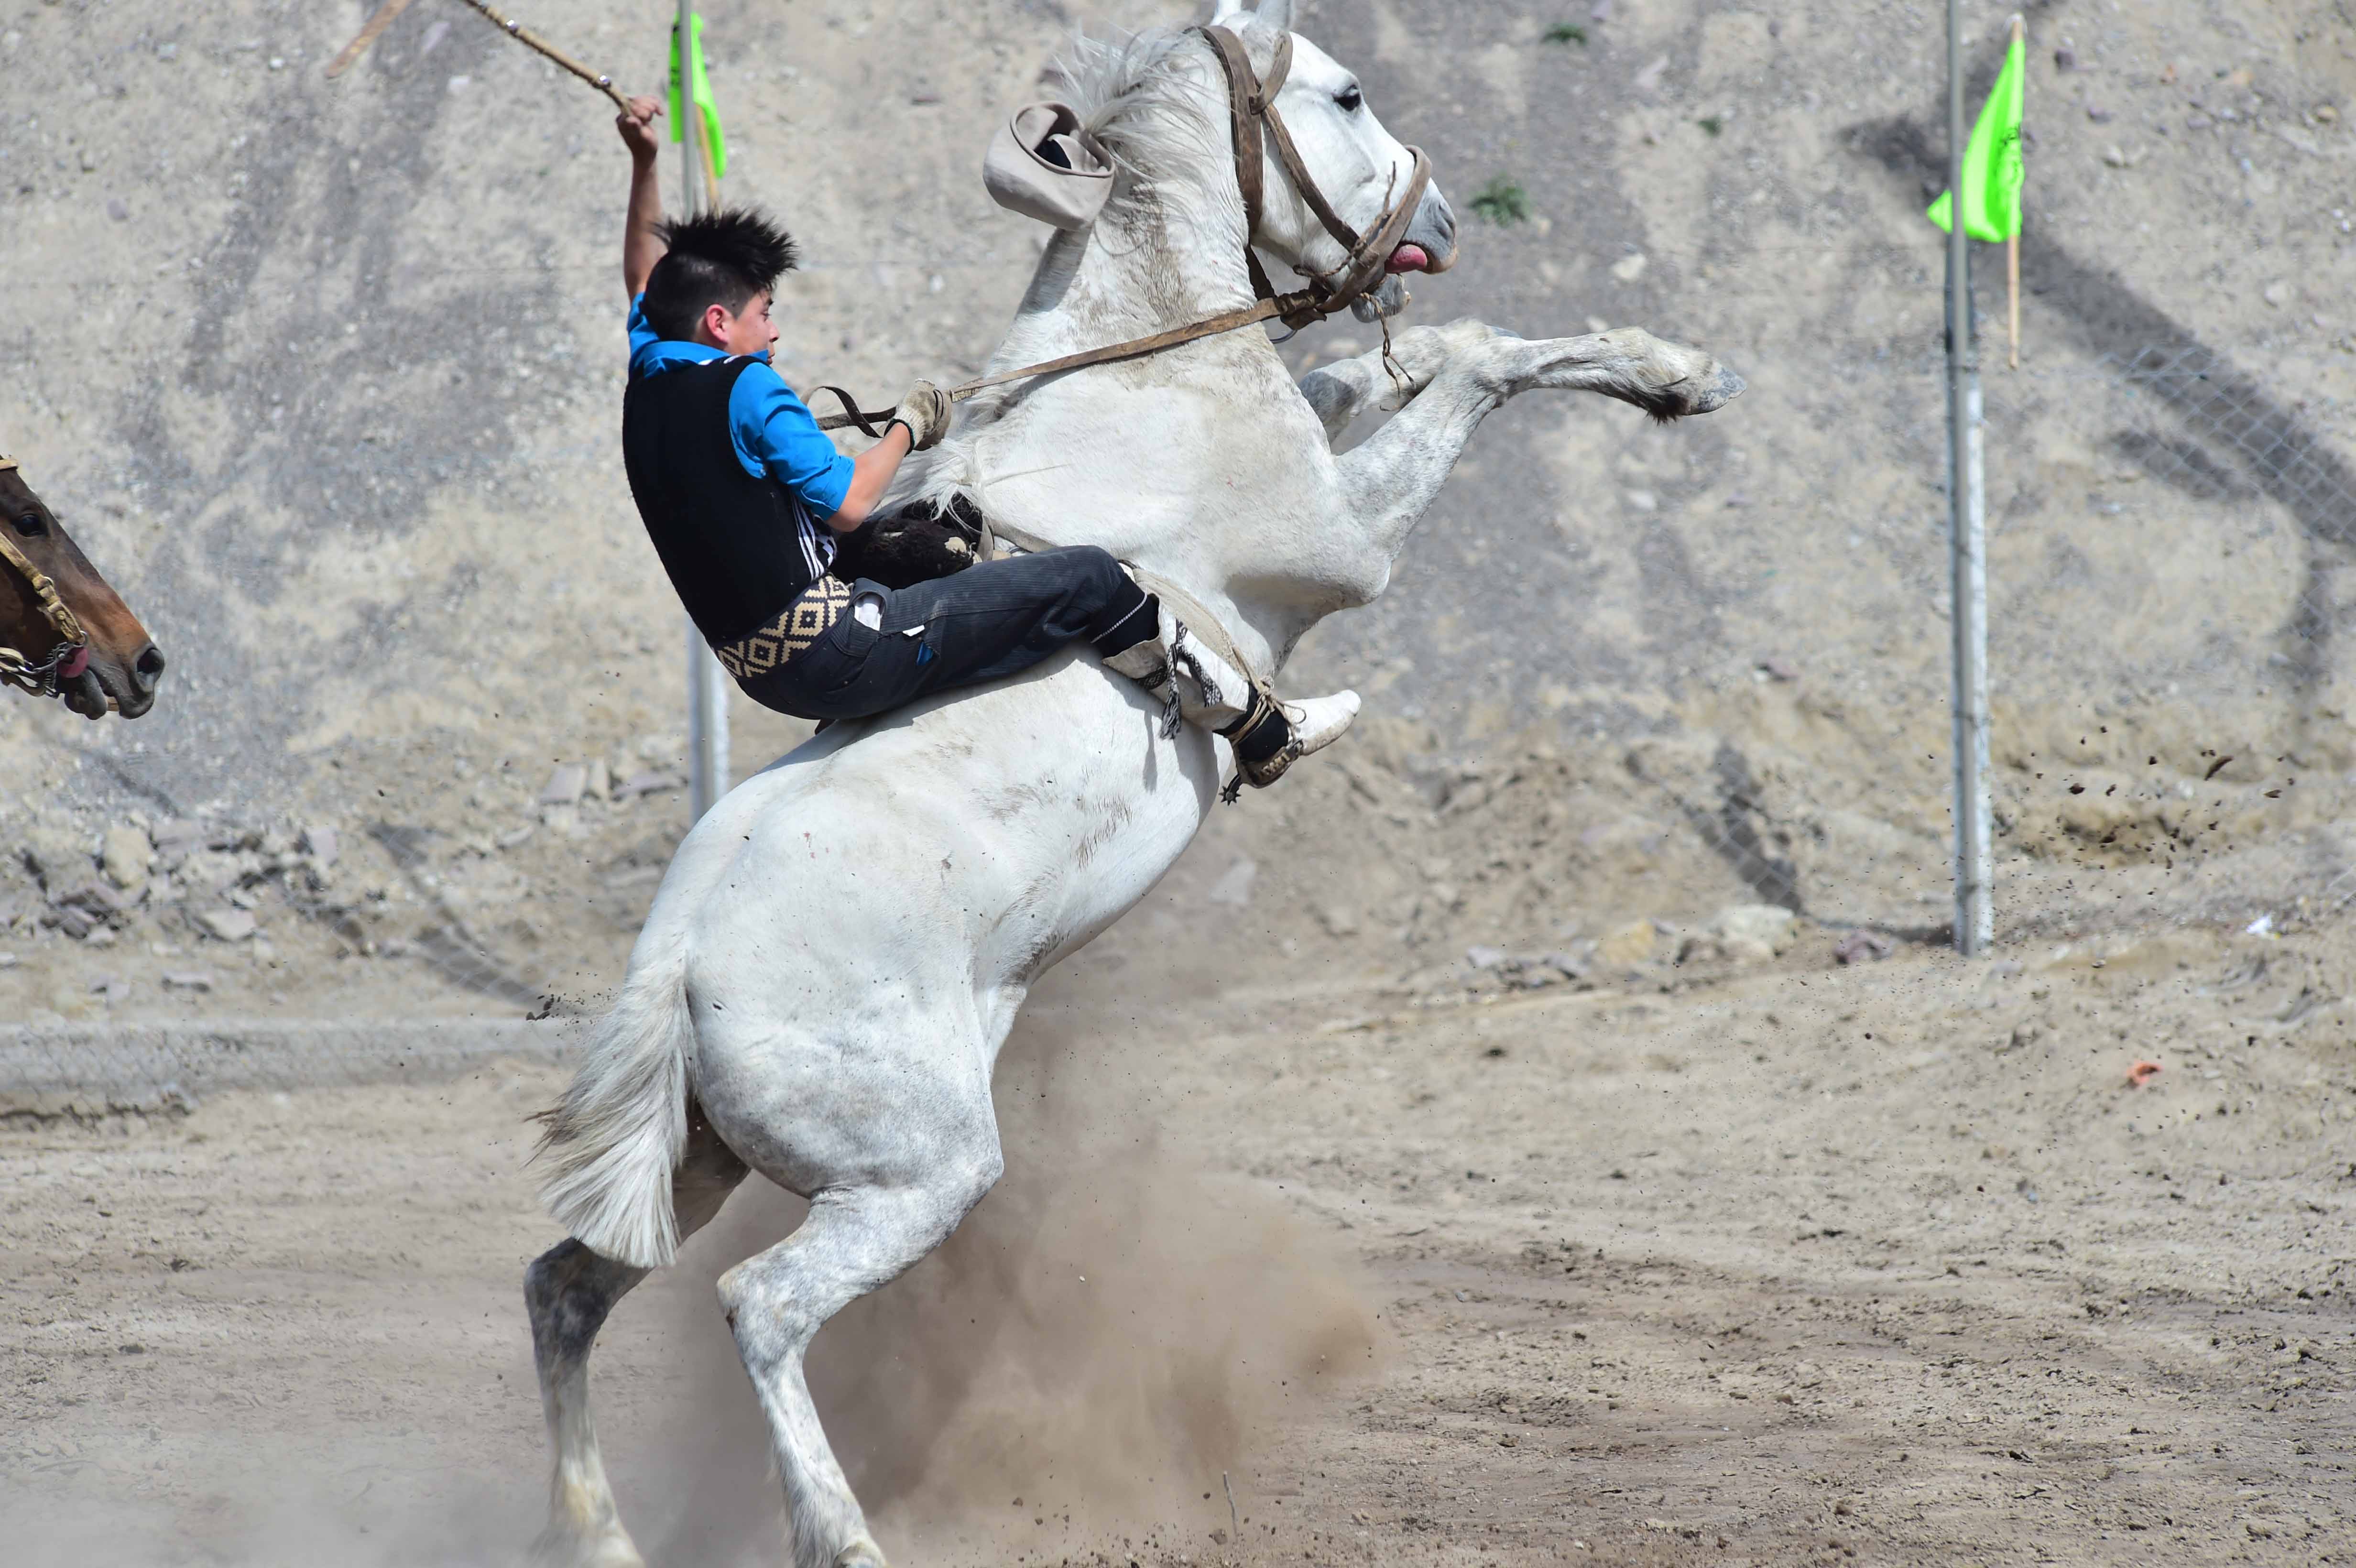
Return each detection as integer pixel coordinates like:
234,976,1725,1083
538,764,588,806
199,908,258,943
101,825,153,890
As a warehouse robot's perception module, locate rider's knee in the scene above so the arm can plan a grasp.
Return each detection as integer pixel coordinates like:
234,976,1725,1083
1059,543,1124,588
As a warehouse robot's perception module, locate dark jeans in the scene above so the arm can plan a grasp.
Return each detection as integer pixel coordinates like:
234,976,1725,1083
738,545,1151,722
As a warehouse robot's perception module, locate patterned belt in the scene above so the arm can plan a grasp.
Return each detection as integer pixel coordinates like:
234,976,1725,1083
712,576,855,682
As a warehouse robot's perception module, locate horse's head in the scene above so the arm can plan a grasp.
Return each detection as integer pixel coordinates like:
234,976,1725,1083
1208,0,1458,319
0,458,166,719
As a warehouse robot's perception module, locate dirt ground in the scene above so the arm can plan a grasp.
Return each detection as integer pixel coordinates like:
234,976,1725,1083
7,912,2353,1567
7,0,2356,1563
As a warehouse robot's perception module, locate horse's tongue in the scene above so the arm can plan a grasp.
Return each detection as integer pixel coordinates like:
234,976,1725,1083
1385,243,1430,274
57,646,90,680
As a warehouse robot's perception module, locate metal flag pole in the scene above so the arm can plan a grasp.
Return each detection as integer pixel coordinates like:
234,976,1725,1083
1945,0,1993,955
2007,12,2024,371
679,1,730,820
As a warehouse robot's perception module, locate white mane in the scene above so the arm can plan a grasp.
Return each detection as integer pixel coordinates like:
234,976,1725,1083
1053,27,1231,223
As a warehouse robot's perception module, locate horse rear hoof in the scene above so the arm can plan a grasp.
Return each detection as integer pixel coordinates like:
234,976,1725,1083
834,1541,891,1568
527,1525,647,1568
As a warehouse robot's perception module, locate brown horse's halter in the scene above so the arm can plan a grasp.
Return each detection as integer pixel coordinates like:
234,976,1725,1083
809,24,1433,434
0,456,94,698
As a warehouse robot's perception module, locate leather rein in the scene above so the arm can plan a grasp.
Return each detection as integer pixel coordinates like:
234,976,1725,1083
812,24,1431,435
0,455,94,698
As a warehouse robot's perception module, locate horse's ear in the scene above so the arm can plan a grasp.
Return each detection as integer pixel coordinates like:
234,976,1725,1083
1205,0,1290,33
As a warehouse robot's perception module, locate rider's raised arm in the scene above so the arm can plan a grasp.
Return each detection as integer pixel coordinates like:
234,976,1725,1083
618,96,666,300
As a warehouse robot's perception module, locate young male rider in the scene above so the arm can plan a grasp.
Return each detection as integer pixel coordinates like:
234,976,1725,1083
612,98,1355,785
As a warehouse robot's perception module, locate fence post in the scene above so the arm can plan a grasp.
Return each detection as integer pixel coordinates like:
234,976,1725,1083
678,1,730,820
1945,0,1994,955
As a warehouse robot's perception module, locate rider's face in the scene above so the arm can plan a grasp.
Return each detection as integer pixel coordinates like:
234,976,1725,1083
701,291,780,357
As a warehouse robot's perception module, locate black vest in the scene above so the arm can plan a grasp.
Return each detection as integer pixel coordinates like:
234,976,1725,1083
621,357,835,646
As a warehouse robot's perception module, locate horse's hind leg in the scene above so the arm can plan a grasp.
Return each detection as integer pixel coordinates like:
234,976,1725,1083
718,1151,1003,1568
525,1111,749,1568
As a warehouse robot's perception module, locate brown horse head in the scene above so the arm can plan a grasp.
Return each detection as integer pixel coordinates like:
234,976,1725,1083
0,457,166,719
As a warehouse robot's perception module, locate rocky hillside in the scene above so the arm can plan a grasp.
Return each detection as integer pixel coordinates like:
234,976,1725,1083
4,0,2355,1026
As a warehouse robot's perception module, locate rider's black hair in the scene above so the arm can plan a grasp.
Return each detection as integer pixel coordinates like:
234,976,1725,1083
642,207,801,343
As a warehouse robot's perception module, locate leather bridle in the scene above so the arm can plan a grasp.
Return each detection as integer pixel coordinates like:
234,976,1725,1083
812,24,1436,433
0,455,94,698
1196,23,1433,331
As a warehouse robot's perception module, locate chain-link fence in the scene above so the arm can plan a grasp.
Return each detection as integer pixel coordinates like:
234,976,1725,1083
1626,332,2356,954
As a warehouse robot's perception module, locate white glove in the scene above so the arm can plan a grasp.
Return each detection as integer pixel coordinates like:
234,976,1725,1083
891,382,952,451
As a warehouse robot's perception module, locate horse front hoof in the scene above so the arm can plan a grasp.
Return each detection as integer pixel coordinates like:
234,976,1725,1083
833,1538,891,1568
1693,364,1747,414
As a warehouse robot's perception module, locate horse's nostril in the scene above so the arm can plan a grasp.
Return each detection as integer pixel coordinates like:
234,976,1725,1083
134,645,167,686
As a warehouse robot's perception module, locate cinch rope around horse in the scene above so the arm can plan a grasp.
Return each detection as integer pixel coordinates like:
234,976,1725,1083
975,513,1285,797
0,455,95,698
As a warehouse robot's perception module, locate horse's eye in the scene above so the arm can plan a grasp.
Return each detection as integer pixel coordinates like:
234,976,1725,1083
11,513,42,538
1336,84,1363,113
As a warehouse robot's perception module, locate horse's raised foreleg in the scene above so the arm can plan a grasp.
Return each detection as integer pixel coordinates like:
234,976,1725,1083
1327,321,1742,563
1492,326,1745,418
1294,321,1487,441
525,1117,749,1568
718,1144,1004,1568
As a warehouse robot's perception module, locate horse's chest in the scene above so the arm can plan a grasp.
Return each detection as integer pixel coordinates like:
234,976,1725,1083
978,385,1331,538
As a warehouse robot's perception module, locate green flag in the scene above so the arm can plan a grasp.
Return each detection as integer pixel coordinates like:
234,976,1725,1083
668,13,727,182
1928,30,2024,241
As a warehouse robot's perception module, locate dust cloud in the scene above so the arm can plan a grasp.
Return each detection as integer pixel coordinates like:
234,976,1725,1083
6,1008,1372,1568
633,1009,1382,1567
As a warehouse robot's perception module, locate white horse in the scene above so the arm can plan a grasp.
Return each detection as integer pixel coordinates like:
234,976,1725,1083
524,4,1741,1566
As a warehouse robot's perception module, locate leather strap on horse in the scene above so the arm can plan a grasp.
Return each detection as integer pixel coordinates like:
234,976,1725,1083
815,26,1430,433
1200,24,1286,307
807,385,901,440
1124,563,1286,806
0,455,94,697
1127,567,1276,708
930,504,1276,802
970,517,1272,699
812,294,1313,434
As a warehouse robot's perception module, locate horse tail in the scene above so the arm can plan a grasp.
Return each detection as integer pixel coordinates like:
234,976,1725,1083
533,925,695,1269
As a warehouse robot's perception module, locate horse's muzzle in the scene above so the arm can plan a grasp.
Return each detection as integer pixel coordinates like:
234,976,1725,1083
1400,186,1459,275
61,640,164,719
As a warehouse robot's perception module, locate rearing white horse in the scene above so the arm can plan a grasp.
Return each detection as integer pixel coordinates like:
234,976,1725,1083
525,6,1741,1566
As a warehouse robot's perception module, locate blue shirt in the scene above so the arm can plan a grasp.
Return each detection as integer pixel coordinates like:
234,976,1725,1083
627,295,855,519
